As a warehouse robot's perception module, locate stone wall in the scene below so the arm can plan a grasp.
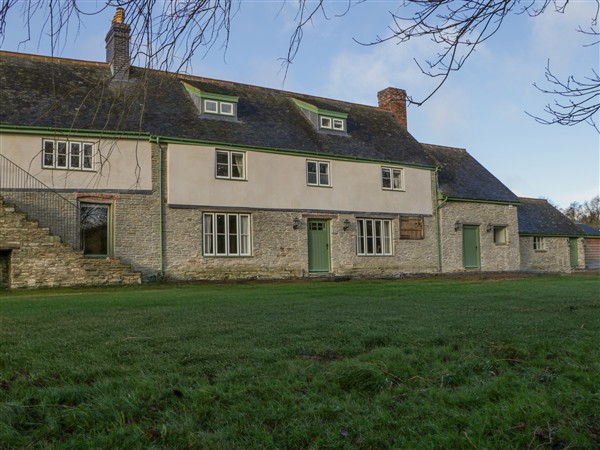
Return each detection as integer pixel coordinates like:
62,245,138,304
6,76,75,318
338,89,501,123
439,201,520,272
0,197,140,288
520,236,584,273
163,207,439,281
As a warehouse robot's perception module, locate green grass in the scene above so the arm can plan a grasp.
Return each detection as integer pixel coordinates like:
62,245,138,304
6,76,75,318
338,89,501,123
1,275,599,449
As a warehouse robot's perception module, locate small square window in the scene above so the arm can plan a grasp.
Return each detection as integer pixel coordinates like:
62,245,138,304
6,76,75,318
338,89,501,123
400,217,424,240
319,116,332,129
220,102,234,116
204,99,219,114
493,226,507,245
533,236,546,251
332,118,345,130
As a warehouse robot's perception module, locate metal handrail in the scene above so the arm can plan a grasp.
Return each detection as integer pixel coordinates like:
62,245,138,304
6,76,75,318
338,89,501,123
0,154,80,249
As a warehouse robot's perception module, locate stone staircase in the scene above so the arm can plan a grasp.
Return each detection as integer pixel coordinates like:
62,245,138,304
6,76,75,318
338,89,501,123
0,195,141,288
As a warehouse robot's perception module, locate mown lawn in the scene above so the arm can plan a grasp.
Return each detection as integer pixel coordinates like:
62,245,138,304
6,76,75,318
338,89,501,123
1,275,599,449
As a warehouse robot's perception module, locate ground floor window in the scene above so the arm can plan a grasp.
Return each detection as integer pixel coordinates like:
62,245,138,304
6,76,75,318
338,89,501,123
203,213,251,256
400,216,424,240
357,218,392,256
493,226,507,245
533,236,546,251
80,203,111,256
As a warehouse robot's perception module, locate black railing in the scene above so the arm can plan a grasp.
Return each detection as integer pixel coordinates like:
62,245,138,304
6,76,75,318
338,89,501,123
0,154,80,249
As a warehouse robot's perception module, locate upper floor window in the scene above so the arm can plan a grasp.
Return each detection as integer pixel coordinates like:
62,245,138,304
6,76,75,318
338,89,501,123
382,167,403,191
203,99,235,116
183,82,239,119
307,160,330,187
293,98,348,134
357,218,393,256
42,140,94,171
319,116,346,131
216,150,246,180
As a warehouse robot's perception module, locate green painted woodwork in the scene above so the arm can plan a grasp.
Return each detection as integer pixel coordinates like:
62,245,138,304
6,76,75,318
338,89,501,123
182,82,239,102
462,225,481,269
570,238,579,268
307,220,330,272
292,98,348,119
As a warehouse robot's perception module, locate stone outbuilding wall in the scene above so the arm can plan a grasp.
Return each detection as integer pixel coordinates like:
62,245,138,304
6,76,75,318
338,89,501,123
438,201,520,272
519,236,584,273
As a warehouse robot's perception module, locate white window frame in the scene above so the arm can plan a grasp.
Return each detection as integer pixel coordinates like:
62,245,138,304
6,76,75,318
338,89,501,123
319,115,346,131
533,236,546,251
493,226,507,245
332,118,345,131
381,167,404,191
203,99,235,117
203,213,251,256
219,101,235,116
215,150,246,180
203,99,219,114
42,139,95,171
306,160,331,187
356,218,393,256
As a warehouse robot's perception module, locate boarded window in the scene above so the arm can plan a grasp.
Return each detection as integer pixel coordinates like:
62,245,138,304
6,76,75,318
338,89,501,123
400,217,424,240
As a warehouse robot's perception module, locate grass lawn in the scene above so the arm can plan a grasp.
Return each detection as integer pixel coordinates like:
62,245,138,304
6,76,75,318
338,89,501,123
1,275,599,449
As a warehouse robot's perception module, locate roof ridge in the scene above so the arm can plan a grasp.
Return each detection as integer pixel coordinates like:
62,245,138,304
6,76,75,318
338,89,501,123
421,142,466,152
0,50,108,68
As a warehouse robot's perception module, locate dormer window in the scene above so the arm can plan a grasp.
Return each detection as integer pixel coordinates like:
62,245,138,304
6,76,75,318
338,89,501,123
183,82,239,120
293,98,348,134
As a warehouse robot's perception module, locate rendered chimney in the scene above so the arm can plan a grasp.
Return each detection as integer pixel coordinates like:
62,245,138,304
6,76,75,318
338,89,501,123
105,8,131,81
377,87,407,129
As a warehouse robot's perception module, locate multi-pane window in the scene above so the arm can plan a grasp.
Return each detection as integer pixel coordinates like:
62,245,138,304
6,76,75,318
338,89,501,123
319,116,345,131
356,218,393,256
43,140,94,170
400,217,424,240
307,160,330,186
203,99,235,116
382,167,403,191
216,150,246,180
493,226,507,245
203,213,251,256
533,236,546,251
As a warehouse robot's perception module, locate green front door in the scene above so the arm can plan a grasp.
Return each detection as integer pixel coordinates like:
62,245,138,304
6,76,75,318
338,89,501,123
570,238,579,268
462,225,480,269
308,220,330,272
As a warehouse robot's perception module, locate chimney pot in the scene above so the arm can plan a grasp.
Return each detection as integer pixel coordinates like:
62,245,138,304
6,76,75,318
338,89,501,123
377,87,408,129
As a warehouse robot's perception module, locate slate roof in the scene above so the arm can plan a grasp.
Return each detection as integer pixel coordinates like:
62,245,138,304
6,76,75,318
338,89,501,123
517,198,583,236
0,51,434,167
421,143,519,203
576,222,600,237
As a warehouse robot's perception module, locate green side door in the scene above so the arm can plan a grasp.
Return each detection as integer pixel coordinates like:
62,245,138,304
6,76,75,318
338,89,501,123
462,225,481,269
569,238,579,268
308,220,330,272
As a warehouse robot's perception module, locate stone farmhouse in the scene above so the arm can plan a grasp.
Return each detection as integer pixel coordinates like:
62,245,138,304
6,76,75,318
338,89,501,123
0,10,586,288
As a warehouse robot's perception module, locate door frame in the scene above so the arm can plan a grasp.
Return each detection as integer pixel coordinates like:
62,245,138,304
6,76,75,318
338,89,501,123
307,219,331,273
462,225,481,269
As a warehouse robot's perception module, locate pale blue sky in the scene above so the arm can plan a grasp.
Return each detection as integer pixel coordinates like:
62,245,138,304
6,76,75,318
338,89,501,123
2,1,598,208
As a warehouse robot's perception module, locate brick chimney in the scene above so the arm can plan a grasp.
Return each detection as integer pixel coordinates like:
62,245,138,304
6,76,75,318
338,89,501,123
377,87,407,129
105,8,131,81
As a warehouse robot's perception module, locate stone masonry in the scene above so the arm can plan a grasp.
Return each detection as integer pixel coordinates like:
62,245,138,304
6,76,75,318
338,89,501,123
439,201,520,272
0,195,140,288
520,236,584,273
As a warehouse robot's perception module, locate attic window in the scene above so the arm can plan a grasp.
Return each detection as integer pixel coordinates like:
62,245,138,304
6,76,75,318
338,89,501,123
183,82,239,119
293,98,348,134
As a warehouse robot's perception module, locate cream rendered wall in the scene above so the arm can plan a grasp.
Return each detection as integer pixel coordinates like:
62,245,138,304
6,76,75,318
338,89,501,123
167,144,433,215
0,133,152,191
